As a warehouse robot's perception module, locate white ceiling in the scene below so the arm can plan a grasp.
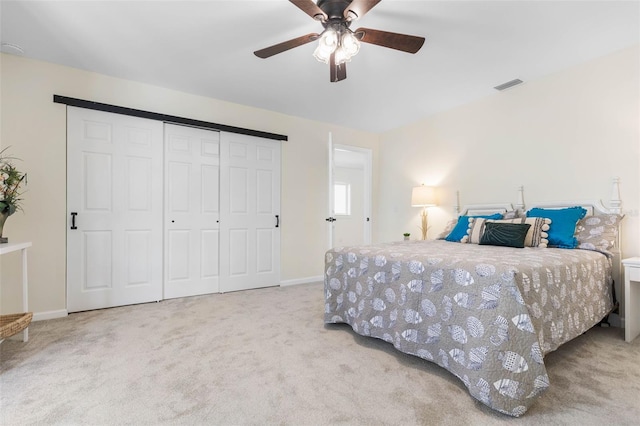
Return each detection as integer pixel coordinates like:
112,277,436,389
1,1,638,133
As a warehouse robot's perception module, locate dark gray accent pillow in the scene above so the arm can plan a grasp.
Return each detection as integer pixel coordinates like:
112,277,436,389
479,222,531,248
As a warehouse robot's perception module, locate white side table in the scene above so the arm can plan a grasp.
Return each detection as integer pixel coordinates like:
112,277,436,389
622,257,640,343
0,241,32,342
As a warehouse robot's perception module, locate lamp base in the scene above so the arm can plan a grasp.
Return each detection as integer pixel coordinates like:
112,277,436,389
420,208,428,240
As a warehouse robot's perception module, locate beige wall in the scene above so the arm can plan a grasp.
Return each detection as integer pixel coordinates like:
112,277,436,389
377,44,639,310
0,54,379,315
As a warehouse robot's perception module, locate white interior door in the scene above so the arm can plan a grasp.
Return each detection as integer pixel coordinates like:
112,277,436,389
164,124,221,299
67,107,163,312
219,132,281,292
328,139,372,248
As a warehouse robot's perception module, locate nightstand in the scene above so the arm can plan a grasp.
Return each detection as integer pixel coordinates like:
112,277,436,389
622,257,640,342
0,241,32,342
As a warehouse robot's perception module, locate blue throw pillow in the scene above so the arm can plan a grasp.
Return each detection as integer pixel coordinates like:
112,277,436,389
526,206,587,248
445,213,503,242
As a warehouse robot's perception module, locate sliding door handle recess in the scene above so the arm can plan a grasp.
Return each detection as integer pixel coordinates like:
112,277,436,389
275,215,280,228
70,212,78,230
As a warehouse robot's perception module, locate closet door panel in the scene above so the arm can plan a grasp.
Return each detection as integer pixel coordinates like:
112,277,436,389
83,231,112,290
202,165,220,213
67,107,163,312
256,228,275,274
229,166,248,213
201,230,220,278
164,124,221,299
167,162,191,212
229,229,249,276
256,170,274,214
83,152,112,211
125,230,152,286
220,133,281,292
126,157,152,211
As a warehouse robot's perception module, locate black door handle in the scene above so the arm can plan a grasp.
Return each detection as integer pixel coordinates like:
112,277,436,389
325,217,336,222
275,215,279,228
70,212,78,230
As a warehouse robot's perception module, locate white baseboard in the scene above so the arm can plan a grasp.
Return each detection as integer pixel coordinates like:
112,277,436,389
32,282,323,318
33,309,68,321
280,275,323,287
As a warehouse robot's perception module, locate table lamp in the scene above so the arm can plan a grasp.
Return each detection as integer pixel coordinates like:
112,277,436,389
411,185,437,240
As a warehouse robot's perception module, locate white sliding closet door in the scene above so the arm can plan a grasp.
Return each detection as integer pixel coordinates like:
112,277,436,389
68,109,281,310
220,133,281,292
67,107,163,312
164,124,221,299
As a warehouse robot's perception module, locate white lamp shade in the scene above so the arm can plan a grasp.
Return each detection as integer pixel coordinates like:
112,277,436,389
411,185,437,207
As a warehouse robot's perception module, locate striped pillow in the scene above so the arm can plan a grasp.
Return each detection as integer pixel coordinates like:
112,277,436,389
467,217,551,247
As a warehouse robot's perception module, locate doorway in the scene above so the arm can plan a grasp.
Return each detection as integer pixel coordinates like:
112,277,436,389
327,138,372,248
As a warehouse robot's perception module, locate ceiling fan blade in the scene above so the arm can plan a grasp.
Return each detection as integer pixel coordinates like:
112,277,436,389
254,33,320,59
354,27,425,54
289,0,327,21
329,52,347,82
344,0,382,21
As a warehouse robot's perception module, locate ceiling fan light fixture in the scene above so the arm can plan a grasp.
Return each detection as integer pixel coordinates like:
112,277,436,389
313,26,360,65
341,30,360,56
313,28,338,63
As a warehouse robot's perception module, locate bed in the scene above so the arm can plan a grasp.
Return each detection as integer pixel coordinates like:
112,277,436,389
324,188,623,417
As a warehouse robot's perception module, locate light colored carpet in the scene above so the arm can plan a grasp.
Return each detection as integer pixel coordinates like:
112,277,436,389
1,282,639,425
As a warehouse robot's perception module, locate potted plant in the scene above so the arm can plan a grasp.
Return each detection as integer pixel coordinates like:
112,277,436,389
403,232,410,241
0,147,27,243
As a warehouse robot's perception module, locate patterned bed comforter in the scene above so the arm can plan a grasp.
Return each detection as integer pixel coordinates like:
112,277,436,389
324,240,613,417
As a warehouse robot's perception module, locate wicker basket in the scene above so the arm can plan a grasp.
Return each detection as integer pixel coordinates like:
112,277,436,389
0,312,33,339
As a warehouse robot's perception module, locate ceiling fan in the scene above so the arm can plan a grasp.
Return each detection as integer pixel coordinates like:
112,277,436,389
254,0,425,82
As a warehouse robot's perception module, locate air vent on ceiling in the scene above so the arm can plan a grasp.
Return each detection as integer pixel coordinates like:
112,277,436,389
494,79,523,91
